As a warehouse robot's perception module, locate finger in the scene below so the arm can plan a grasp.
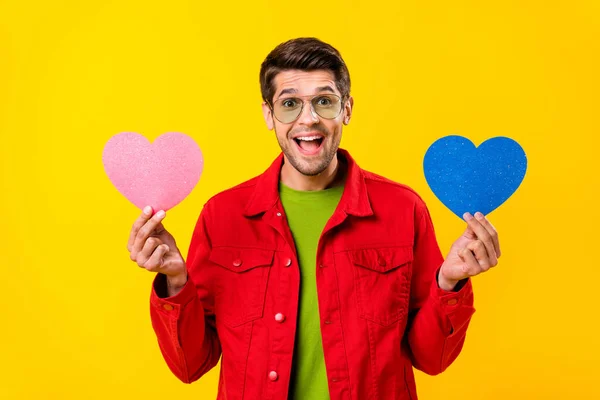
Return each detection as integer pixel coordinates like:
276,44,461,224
463,212,498,266
467,240,492,271
475,212,501,258
136,236,163,267
459,247,482,276
131,210,167,258
461,225,477,240
143,244,170,272
128,206,153,252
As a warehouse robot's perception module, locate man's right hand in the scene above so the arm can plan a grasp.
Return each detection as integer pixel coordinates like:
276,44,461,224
127,205,188,296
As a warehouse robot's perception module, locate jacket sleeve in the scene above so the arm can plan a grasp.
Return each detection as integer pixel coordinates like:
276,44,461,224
406,201,476,375
149,203,222,383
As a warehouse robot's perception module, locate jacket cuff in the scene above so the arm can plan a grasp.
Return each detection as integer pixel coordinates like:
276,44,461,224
430,269,475,336
150,274,197,316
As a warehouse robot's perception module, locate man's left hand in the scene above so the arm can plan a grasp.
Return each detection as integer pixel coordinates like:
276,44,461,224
438,212,501,291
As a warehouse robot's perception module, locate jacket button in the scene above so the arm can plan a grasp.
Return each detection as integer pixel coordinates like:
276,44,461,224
284,258,292,267
268,371,278,381
447,299,458,305
163,304,174,311
377,257,386,266
233,259,243,267
275,313,285,323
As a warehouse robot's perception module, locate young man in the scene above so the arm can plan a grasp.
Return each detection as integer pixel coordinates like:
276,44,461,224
127,38,501,400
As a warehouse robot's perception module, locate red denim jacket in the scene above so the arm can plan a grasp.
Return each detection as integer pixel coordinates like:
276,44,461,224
150,149,475,400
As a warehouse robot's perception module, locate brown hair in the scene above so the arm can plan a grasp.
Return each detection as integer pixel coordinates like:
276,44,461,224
259,37,351,105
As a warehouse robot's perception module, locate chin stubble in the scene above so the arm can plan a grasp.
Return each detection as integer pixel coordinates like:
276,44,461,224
287,137,339,176
275,125,341,177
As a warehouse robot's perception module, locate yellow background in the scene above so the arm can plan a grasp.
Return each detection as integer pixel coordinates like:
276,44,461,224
1,0,598,399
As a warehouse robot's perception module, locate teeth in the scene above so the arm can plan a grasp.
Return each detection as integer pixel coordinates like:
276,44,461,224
296,136,321,141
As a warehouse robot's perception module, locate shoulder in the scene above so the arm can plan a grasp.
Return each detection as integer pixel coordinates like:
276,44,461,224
359,168,434,225
362,169,426,206
203,175,261,212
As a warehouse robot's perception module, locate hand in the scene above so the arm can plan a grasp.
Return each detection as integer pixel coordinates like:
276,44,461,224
438,212,501,291
127,206,188,293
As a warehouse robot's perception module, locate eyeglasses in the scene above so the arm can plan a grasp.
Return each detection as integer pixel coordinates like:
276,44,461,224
268,93,344,124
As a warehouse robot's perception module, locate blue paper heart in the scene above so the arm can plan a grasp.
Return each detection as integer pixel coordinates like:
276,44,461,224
423,135,527,218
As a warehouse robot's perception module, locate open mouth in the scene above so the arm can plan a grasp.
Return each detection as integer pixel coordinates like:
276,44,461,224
293,135,324,155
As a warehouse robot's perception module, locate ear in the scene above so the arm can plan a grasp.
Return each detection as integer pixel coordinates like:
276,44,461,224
262,102,274,130
343,96,354,125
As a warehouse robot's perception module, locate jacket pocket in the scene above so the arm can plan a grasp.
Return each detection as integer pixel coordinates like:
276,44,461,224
210,246,274,327
350,245,413,326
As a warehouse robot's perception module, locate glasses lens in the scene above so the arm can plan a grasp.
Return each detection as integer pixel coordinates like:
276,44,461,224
273,97,303,124
272,94,343,123
312,94,341,119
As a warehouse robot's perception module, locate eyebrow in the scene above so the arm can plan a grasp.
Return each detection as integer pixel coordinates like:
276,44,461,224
276,85,336,98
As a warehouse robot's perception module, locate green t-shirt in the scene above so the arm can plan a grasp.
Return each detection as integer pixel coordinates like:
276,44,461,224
279,182,344,400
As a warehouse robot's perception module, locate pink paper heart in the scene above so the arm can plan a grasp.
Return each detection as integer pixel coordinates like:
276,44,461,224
102,132,203,212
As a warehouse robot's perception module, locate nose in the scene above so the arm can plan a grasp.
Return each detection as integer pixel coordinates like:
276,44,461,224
296,100,319,125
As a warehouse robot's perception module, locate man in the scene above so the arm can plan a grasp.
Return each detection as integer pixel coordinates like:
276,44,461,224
127,37,500,400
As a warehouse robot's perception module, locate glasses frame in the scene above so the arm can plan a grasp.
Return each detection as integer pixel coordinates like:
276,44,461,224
267,93,346,124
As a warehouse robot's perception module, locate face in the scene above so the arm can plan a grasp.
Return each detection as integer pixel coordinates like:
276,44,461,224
262,70,353,176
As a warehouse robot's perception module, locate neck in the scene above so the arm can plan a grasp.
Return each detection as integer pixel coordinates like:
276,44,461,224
280,155,344,191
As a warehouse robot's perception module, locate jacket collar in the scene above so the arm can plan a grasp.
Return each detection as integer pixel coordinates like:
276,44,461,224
244,148,373,218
